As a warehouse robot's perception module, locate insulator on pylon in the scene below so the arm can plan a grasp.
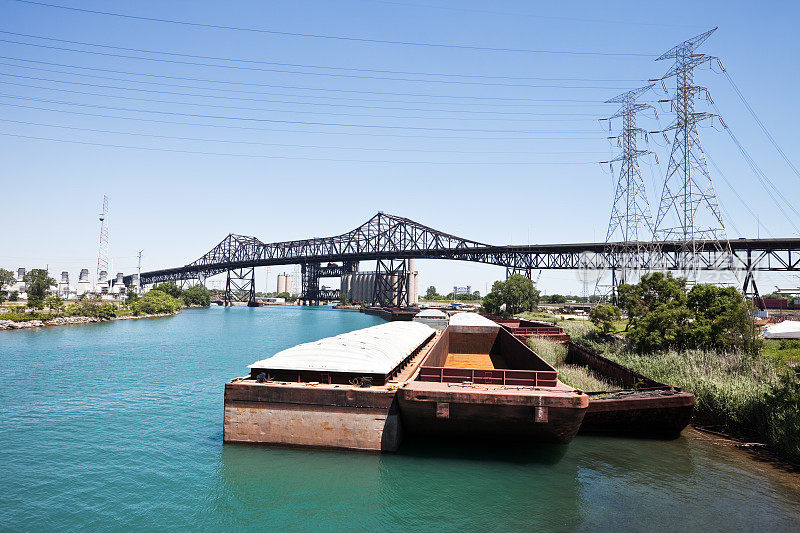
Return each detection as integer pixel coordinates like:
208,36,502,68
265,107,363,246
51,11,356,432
661,80,667,92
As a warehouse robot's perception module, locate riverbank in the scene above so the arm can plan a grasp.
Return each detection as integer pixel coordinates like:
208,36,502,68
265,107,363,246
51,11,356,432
550,321,800,465
0,311,179,330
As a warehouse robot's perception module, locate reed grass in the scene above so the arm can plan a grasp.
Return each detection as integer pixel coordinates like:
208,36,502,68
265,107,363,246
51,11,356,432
526,337,611,392
562,324,800,463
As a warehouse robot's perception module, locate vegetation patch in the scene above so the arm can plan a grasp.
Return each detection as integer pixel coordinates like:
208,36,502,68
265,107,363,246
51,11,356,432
526,337,611,392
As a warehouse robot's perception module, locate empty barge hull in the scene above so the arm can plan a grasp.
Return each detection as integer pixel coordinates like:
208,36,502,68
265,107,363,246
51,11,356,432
566,342,695,438
398,314,588,444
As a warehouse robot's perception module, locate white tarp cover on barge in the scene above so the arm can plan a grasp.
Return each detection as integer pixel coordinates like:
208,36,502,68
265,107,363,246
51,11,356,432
248,321,435,375
763,320,800,339
449,312,499,327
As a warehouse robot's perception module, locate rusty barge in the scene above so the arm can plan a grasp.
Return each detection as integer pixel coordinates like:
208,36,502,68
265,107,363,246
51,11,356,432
397,313,587,444
223,313,694,453
223,315,588,452
565,342,695,438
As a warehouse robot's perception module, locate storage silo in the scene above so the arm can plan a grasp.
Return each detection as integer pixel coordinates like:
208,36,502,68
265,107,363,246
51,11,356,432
285,275,293,295
277,274,287,294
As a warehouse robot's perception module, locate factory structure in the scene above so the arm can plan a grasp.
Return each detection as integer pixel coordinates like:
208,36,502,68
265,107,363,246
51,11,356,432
340,268,419,306
8,267,135,301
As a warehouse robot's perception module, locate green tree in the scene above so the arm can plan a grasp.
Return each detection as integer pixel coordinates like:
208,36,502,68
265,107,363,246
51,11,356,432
276,292,297,303
0,268,15,303
590,304,622,335
130,290,183,315
686,284,755,352
45,294,65,311
480,275,540,316
182,284,211,307
9,290,19,302
125,287,139,304
23,269,56,309
480,282,504,315
154,281,182,298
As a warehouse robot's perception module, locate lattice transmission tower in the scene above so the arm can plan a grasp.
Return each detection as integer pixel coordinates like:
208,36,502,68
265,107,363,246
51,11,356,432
96,195,110,283
651,28,731,280
598,84,657,295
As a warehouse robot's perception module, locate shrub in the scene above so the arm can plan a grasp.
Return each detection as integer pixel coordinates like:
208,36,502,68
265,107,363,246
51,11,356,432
182,284,211,307
67,298,118,319
131,290,182,315
589,304,621,335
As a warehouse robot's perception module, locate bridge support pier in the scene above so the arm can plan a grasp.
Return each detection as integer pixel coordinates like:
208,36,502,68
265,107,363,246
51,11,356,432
505,267,532,279
742,249,764,311
373,258,409,307
225,267,256,306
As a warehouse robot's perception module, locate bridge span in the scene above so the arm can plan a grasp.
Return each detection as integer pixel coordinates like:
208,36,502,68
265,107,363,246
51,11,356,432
125,212,800,305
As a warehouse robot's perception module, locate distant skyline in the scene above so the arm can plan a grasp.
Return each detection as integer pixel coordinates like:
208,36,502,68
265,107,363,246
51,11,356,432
2,0,799,295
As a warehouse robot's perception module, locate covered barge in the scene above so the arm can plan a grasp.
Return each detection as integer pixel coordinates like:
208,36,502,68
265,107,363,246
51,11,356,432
223,321,436,452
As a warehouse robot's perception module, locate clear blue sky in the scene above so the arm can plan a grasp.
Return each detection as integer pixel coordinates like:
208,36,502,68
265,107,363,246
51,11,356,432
2,0,799,295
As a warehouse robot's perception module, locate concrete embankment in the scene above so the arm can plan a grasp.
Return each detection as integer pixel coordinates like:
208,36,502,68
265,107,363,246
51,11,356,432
0,312,178,330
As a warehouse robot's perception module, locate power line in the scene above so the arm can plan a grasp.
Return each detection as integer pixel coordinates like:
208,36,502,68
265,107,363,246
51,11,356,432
705,151,774,237
0,37,639,89
0,80,606,122
0,71,613,115
720,66,800,184
0,102,606,141
0,56,624,107
0,132,600,164
7,0,657,56
0,56,629,104
0,93,606,133
0,30,648,82
0,117,609,155
363,0,703,29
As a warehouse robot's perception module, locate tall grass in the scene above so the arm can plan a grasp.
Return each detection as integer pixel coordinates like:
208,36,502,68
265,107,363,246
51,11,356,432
527,337,610,392
587,340,800,463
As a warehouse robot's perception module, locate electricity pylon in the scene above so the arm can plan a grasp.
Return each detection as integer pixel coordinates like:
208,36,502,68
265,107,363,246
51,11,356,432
597,84,656,298
96,195,110,284
651,28,731,281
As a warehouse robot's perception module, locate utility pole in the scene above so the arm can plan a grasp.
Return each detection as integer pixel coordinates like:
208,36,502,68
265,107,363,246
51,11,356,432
650,28,731,282
137,250,143,293
598,84,657,299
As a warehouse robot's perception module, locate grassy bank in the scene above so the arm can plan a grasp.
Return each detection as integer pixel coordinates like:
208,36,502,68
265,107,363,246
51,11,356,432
563,323,800,463
526,337,610,392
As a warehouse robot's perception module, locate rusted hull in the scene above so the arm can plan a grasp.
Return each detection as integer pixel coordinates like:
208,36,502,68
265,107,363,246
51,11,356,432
580,392,695,438
397,384,588,445
399,400,585,444
223,380,402,452
566,342,696,438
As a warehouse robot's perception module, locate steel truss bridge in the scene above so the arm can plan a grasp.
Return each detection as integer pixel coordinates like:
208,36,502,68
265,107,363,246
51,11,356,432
125,212,800,306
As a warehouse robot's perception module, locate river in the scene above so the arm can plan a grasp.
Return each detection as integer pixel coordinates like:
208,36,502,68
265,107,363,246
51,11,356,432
1,306,798,531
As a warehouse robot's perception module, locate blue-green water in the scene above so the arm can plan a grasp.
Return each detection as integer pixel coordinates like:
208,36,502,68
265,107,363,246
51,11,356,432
1,306,799,532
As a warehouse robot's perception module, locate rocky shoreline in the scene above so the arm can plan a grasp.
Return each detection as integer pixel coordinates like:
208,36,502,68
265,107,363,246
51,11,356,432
0,312,178,330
